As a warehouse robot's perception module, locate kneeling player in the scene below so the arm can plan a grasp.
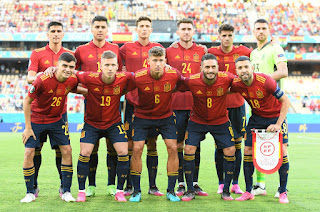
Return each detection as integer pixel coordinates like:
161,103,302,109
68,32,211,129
76,51,133,202
231,56,290,204
180,53,236,201
21,53,80,203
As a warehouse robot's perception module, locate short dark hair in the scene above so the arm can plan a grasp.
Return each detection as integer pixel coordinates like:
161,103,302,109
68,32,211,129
148,46,165,57
101,50,117,60
218,24,234,34
254,18,269,26
47,21,63,30
91,15,108,25
136,16,152,26
235,56,250,64
59,52,76,63
177,18,194,28
201,53,217,65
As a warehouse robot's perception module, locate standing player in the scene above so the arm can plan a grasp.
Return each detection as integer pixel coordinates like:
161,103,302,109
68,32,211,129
75,15,123,197
120,16,164,196
76,51,132,202
27,21,74,197
208,24,251,194
166,18,207,196
250,19,288,196
180,53,236,201
231,56,290,204
21,53,79,203
129,46,181,202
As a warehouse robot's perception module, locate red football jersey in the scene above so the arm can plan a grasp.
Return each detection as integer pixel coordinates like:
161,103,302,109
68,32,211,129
230,73,282,118
120,41,163,106
166,42,207,110
181,72,234,125
75,40,122,72
133,67,182,119
208,45,251,108
28,44,74,73
28,73,78,124
76,71,134,129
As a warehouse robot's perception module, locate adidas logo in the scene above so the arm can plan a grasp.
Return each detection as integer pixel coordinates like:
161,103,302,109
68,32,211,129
196,90,202,94
88,54,94,58
175,55,180,59
144,86,150,91
44,60,50,64
94,88,100,91
132,52,138,55
48,89,53,93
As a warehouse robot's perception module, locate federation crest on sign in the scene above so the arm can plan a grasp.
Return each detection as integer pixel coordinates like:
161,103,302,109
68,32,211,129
252,129,283,174
164,83,171,92
113,86,121,95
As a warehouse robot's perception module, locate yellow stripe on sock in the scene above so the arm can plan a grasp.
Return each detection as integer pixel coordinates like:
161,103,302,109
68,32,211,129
184,155,195,161
244,156,253,162
130,170,141,176
167,172,178,176
128,150,133,156
224,156,236,161
118,156,129,161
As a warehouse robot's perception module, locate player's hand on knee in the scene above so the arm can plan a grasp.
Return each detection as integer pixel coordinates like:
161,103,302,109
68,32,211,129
266,124,281,132
22,129,36,144
43,66,57,78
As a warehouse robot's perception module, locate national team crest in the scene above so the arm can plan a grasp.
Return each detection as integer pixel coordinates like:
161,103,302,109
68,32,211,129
217,87,224,96
233,54,240,61
252,129,283,174
193,53,199,62
256,90,264,98
164,83,171,92
113,85,121,95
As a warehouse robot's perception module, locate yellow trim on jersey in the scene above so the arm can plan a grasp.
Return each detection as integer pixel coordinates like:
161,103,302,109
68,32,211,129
190,73,201,79
256,75,266,84
116,72,126,78
34,47,46,52
233,78,242,83
167,69,177,74
135,70,148,78
218,72,228,77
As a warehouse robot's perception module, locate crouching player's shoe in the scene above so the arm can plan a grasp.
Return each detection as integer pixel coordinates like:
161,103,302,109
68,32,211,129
86,186,96,197
61,192,76,202
231,184,244,194
129,191,142,202
275,187,288,198
217,184,224,194
107,185,116,196
115,191,127,202
221,190,234,201
252,185,267,196
279,192,289,204
59,185,63,197
175,185,185,196
20,193,36,203
76,192,86,202
194,184,208,196
34,186,39,198
124,186,133,196
148,186,164,196
181,191,195,202
167,190,180,202
235,191,255,201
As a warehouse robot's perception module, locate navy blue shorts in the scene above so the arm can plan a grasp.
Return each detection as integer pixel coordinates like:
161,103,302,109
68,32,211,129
124,100,159,140
80,122,128,145
39,112,68,150
25,118,70,149
132,115,177,141
245,113,289,147
174,110,190,143
228,104,246,139
185,120,234,149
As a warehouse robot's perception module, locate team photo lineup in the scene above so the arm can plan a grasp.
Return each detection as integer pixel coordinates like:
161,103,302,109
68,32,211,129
19,10,292,206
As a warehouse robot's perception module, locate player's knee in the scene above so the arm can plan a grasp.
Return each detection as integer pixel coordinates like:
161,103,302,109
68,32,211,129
184,145,196,154
282,144,288,156
167,143,178,155
223,146,236,156
244,146,252,155
60,145,72,156
132,142,144,156
177,141,184,149
24,148,35,161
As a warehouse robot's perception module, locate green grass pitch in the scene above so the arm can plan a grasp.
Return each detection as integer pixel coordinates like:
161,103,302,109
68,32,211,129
0,132,319,211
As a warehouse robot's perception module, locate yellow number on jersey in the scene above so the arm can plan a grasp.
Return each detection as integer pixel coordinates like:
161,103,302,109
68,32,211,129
155,94,160,104
249,99,260,108
51,97,62,107
97,61,101,72
182,63,192,74
100,96,111,106
143,59,148,68
207,98,212,108
225,64,230,72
